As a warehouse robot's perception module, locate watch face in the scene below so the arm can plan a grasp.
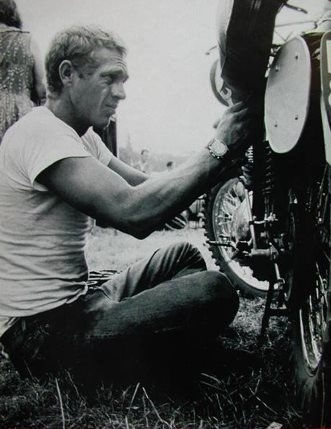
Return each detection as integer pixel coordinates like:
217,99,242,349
212,139,228,157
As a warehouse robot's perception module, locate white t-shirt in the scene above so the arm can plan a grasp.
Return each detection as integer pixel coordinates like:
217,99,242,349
0,106,113,336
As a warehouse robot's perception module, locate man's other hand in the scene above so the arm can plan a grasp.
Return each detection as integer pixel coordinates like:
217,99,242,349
215,94,264,158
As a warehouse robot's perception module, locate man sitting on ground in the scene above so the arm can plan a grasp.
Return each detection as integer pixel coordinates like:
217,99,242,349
0,24,260,388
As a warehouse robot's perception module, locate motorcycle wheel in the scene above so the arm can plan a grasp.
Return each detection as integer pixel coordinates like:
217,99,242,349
202,176,269,298
291,166,331,427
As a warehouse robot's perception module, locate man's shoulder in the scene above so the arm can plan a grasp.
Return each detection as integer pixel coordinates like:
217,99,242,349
8,107,57,135
6,107,78,143
1,107,83,165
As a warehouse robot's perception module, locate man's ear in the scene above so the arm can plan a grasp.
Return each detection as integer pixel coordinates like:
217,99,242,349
58,60,74,86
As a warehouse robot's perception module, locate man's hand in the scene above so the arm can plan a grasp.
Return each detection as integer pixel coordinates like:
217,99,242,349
214,94,264,158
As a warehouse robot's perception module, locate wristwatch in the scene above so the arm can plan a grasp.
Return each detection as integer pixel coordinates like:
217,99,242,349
207,138,228,160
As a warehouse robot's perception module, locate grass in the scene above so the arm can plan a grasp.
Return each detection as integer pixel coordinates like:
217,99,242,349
0,227,303,429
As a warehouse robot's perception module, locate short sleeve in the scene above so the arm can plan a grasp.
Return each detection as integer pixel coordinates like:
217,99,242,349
17,125,92,191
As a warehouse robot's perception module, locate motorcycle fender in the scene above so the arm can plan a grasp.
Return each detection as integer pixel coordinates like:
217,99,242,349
320,30,331,166
265,36,311,153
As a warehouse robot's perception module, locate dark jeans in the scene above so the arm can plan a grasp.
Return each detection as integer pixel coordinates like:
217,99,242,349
1,241,239,386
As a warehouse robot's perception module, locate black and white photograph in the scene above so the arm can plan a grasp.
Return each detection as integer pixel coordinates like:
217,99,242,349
0,0,330,428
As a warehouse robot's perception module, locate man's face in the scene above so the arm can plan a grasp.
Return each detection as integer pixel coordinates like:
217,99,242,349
69,47,128,130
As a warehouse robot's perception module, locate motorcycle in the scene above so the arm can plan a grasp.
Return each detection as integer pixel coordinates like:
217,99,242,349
203,0,331,426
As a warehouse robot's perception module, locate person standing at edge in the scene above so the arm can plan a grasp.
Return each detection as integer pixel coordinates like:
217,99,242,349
0,0,45,143
0,24,262,389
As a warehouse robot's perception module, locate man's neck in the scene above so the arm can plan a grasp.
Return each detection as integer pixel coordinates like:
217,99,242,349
45,95,88,137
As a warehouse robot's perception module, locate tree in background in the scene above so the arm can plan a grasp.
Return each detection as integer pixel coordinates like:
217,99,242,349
118,134,188,173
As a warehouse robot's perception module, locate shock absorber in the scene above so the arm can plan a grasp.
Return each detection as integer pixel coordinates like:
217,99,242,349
261,141,275,216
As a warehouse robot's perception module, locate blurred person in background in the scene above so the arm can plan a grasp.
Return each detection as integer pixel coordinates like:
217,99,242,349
0,0,45,143
134,148,151,174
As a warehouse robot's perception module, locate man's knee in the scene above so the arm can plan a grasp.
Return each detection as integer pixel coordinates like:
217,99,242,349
168,240,200,255
200,270,239,324
168,240,206,270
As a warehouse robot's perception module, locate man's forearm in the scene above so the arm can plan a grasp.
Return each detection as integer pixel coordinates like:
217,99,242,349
123,147,236,237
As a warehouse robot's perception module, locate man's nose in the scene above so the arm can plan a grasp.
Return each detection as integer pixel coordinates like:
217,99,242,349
112,82,126,100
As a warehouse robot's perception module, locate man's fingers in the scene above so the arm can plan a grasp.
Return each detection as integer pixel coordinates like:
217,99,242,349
220,105,250,127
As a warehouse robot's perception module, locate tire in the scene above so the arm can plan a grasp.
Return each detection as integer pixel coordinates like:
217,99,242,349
209,59,229,106
292,294,331,427
291,165,331,428
202,176,269,298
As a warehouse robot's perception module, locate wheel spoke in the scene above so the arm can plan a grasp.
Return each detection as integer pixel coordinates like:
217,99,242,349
211,179,269,291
